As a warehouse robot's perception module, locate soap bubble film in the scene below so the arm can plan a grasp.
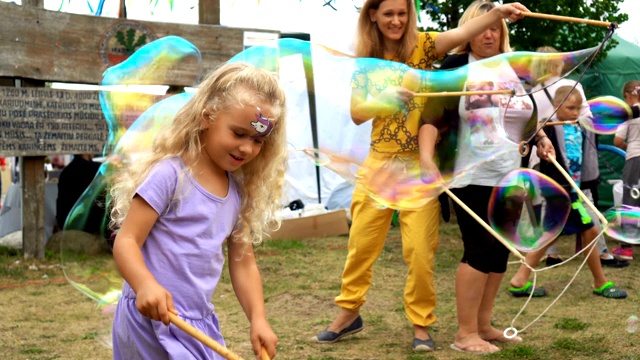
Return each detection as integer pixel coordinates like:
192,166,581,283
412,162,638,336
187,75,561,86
488,169,571,252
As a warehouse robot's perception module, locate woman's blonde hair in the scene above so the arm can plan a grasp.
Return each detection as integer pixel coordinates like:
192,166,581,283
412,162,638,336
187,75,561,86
355,0,418,62
530,46,567,85
451,0,511,55
623,80,640,98
109,62,288,245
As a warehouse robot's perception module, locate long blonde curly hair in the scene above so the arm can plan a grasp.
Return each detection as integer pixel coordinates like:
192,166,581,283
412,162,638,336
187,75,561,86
109,62,288,245
355,0,419,62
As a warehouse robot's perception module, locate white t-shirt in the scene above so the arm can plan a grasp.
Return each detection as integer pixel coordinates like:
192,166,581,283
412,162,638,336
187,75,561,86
453,54,534,187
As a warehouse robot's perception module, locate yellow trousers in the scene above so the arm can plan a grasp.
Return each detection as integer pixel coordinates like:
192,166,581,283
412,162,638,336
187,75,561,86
335,152,441,327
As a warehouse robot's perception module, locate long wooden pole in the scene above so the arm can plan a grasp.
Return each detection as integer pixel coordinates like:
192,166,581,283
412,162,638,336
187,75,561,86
169,313,247,360
522,12,616,28
543,120,578,127
444,188,525,260
414,89,514,97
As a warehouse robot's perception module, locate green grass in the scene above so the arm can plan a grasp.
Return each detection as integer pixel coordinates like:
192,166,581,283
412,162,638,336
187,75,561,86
1,221,639,359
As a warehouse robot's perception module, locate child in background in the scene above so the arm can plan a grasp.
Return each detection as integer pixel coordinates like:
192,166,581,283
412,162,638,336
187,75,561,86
612,79,640,260
530,46,626,268
509,86,628,299
110,62,287,359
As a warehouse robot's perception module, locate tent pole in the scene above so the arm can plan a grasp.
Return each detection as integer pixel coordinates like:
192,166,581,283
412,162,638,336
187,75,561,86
302,46,322,204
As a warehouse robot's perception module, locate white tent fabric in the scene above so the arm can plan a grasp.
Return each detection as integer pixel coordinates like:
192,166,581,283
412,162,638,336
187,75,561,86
279,52,371,209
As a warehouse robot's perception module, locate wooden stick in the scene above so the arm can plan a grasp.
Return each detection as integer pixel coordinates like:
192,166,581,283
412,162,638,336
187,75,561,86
444,188,525,260
414,89,514,97
169,313,246,360
260,347,271,360
522,12,616,28
546,156,609,226
543,120,578,126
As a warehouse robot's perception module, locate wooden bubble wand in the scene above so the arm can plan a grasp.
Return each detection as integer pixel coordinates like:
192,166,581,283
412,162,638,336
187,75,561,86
522,12,617,28
414,89,515,97
169,313,271,360
543,120,578,127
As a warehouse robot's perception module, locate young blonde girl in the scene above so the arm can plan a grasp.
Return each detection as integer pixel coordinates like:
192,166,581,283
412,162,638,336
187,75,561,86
110,62,287,360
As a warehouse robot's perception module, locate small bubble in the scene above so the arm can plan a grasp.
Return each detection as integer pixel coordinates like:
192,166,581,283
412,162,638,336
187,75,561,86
627,315,638,334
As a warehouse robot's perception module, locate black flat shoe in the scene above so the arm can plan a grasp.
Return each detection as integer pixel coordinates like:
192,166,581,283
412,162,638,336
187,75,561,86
545,256,563,266
313,316,363,343
601,258,630,268
412,337,435,352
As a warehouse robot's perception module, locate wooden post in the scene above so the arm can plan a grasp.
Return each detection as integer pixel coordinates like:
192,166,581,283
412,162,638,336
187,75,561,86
199,0,220,25
119,0,127,18
23,0,44,7
18,78,47,259
21,156,46,259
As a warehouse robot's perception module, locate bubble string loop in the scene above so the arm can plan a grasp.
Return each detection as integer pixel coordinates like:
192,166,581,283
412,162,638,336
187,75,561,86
507,225,606,335
506,153,611,335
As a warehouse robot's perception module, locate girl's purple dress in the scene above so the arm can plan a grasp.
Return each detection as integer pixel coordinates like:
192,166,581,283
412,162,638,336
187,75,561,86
112,157,241,359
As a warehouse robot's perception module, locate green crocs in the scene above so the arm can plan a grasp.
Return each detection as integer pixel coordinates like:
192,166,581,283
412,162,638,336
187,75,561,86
593,281,627,299
509,281,547,298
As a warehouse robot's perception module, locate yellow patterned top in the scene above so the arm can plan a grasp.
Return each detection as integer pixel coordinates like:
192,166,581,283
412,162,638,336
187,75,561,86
351,32,441,153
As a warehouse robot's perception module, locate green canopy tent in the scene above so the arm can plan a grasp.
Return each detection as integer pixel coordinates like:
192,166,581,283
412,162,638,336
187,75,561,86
578,34,640,209
580,34,640,98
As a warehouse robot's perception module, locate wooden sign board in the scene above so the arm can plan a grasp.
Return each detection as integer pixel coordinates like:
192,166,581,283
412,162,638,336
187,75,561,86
0,87,107,157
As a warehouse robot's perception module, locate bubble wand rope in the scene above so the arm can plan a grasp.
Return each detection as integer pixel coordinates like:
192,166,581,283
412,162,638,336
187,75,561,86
442,188,525,260
168,313,271,360
522,12,617,28
504,155,611,337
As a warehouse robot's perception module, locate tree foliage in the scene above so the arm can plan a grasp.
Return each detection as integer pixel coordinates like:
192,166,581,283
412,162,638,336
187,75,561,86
419,0,628,59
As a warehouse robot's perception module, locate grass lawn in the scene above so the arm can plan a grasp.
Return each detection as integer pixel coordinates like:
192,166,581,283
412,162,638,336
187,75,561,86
0,220,638,360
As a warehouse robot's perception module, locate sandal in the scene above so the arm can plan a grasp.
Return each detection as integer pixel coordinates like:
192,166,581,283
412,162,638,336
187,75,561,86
593,281,627,299
450,343,499,354
509,282,547,298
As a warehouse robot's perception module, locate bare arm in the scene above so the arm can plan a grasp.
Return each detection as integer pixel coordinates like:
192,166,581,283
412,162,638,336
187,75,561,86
434,3,529,57
419,124,438,163
228,240,277,359
614,136,627,150
350,87,414,125
113,195,176,325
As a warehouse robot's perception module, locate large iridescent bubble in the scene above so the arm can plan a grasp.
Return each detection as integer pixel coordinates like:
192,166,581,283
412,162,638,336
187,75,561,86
488,169,571,252
230,38,597,210
603,205,640,245
60,36,202,347
580,95,632,134
61,36,601,327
